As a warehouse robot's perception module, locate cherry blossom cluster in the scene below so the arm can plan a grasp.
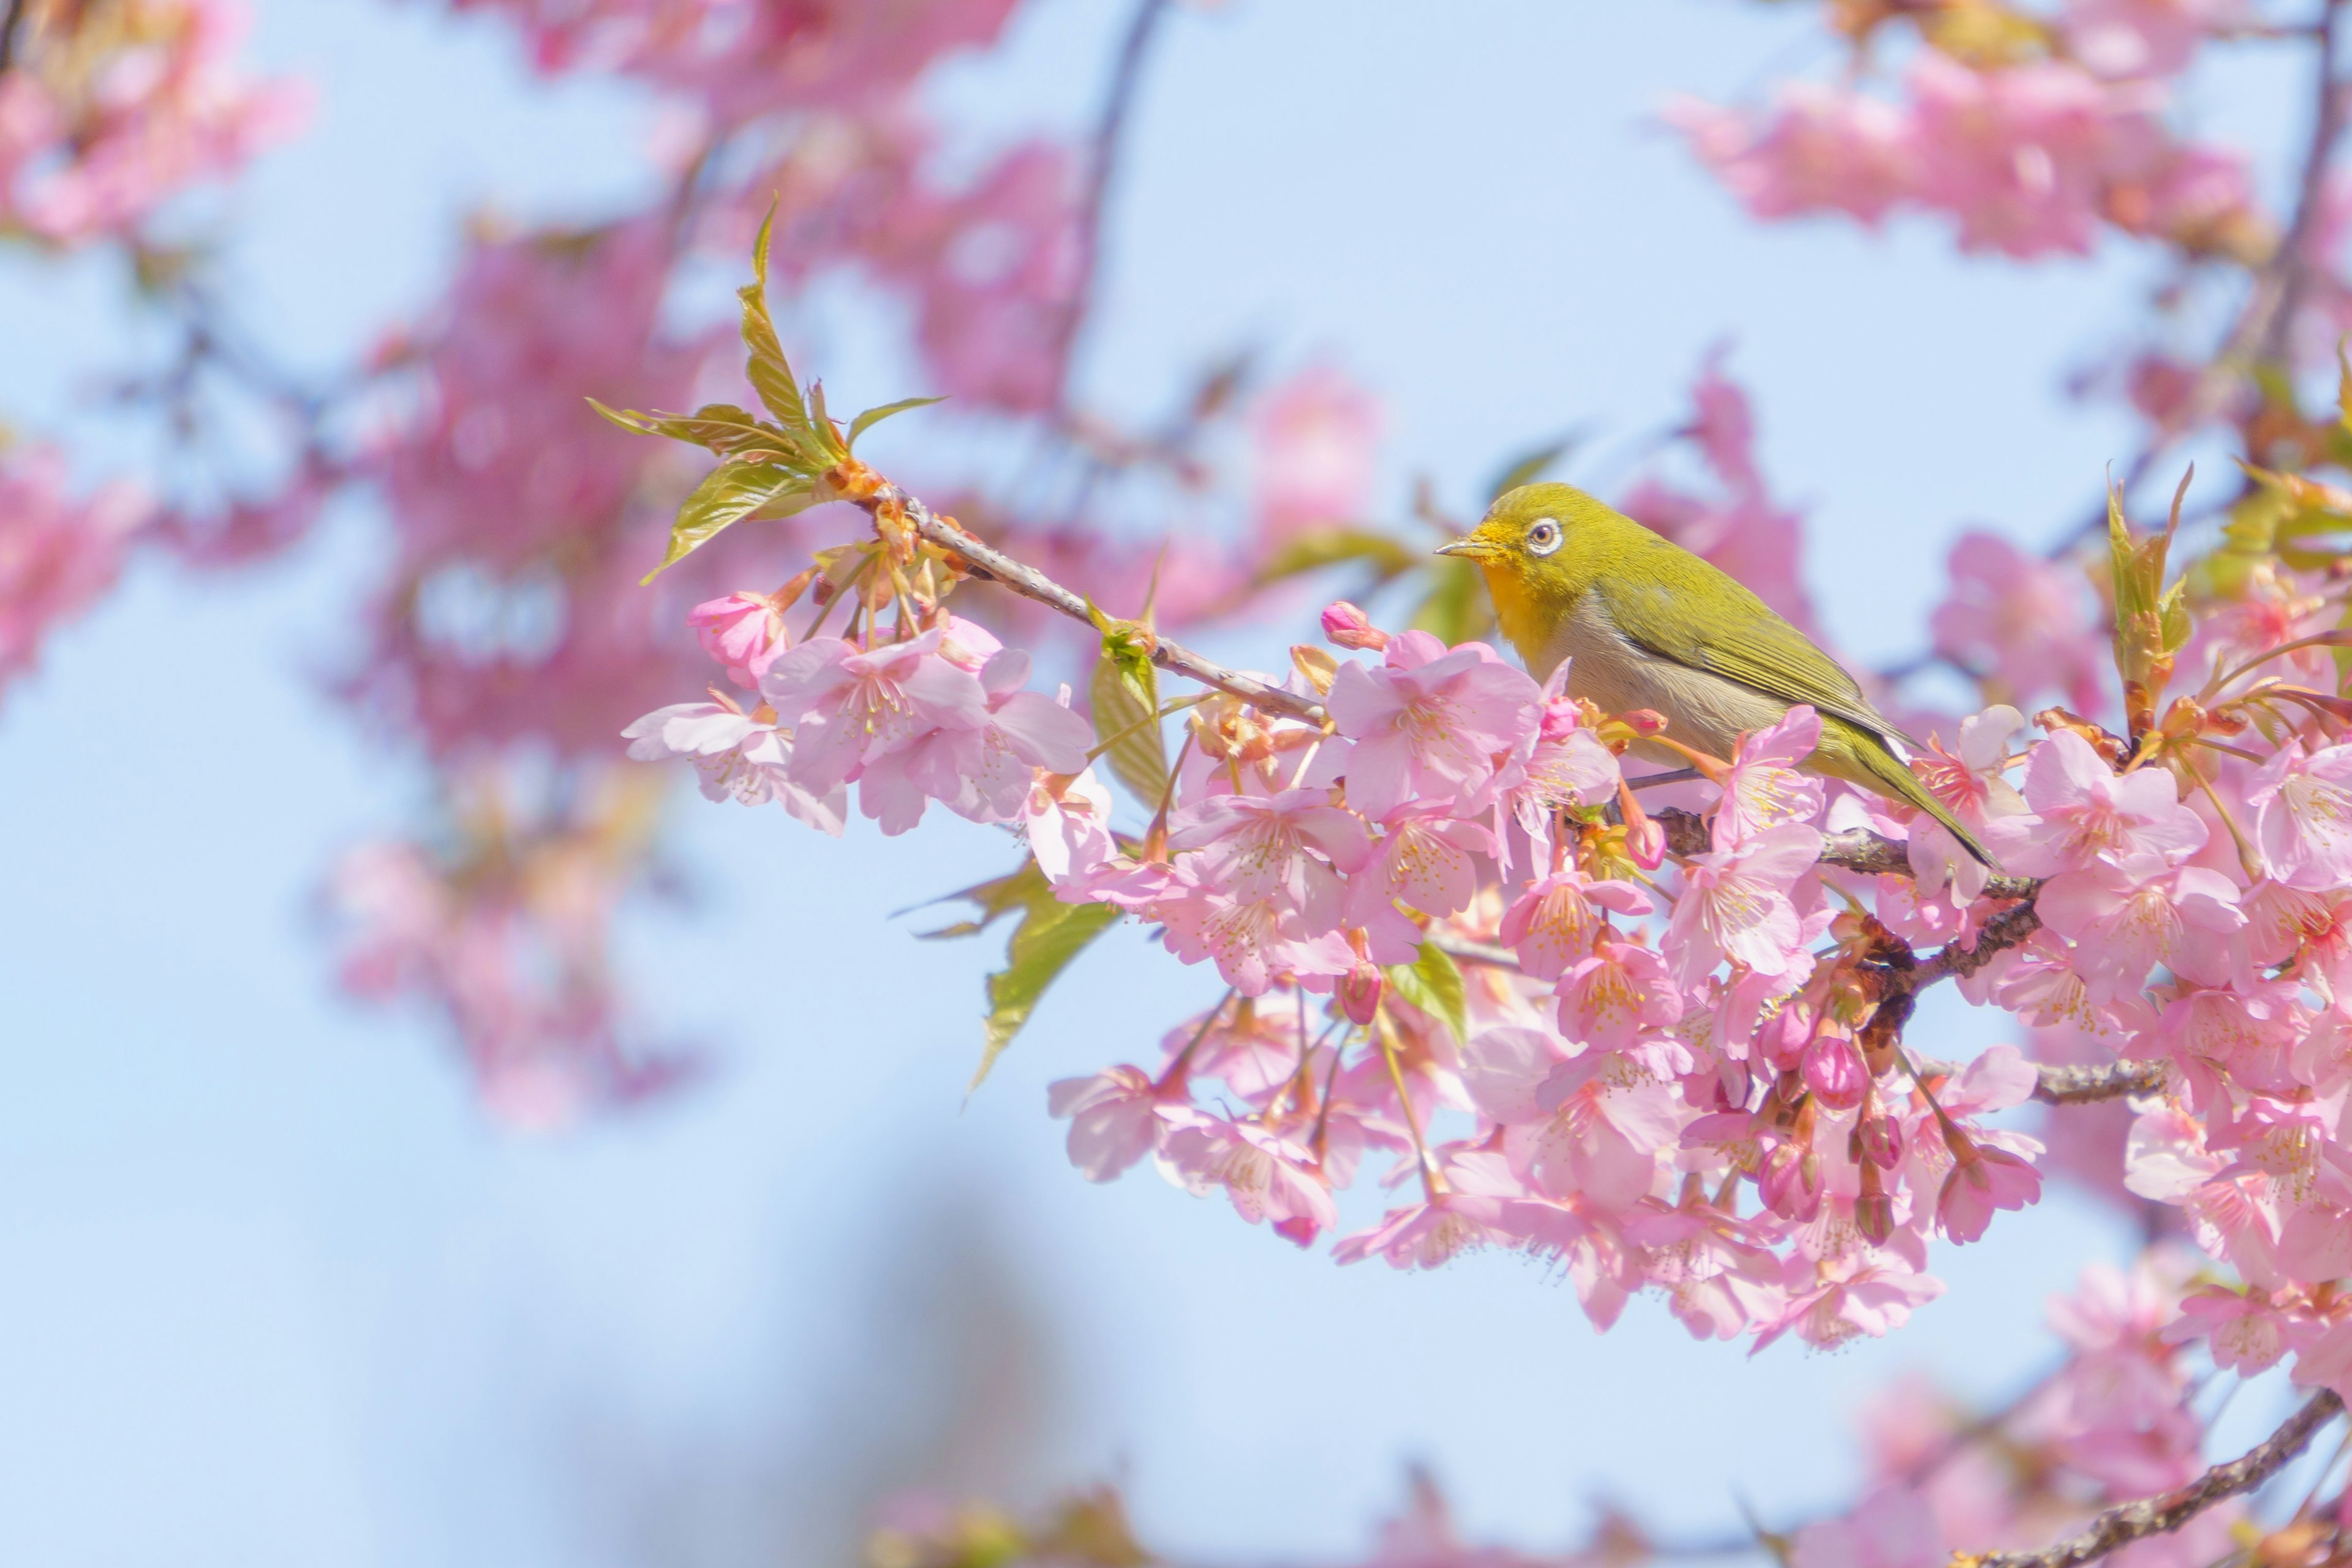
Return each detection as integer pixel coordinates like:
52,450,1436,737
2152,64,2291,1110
1669,1,2267,264
0,440,151,703
0,0,304,247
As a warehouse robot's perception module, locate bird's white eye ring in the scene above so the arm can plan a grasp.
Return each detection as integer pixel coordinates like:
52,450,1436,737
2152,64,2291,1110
1526,518,1563,556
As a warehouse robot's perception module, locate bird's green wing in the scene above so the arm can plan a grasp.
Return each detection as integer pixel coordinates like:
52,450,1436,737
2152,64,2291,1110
1593,537,1914,748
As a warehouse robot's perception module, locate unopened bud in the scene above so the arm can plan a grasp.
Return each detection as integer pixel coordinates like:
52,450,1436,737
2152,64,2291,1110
1800,1033,1869,1112
1321,601,1389,652
1856,1191,1897,1246
1623,708,1669,736
1338,964,1384,1026
1858,1112,1904,1170
1758,1140,1823,1222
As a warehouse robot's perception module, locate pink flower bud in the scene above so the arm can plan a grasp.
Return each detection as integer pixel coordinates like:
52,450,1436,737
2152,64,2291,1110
1855,1191,1896,1246
1625,813,1666,870
1622,708,1669,736
1338,963,1385,1025
687,592,787,689
1321,601,1390,652
1758,1140,1823,1222
1858,1113,1904,1170
1800,1033,1869,1112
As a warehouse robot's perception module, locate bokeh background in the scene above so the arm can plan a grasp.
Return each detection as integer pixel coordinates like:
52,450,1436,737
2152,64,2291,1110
0,2,2309,1563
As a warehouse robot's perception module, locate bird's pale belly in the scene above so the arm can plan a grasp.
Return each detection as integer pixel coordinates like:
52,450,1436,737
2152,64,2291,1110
1537,594,1790,767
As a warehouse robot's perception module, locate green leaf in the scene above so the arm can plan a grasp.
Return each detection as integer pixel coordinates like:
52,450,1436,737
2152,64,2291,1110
1251,526,1420,587
846,395,946,451
970,866,1122,1090
1483,429,1585,503
1385,941,1468,1046
738,204,812,434
914,858,1123,1088
1089,628,1169,807
588,398,817,466
641,461,806,584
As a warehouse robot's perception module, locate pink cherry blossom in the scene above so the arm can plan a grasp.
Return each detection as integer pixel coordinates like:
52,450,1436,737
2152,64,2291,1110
1667,84,1917,224
1343,805,1495,965
1717,704,1827,844
761,628,989,797
1929,535,2108,715
621,698,848,832
2003,729,2207,876
1250,366,1381,546
1166,786,1373,927
1498,866,1653,981
1937,1145,2043,1243
2248,742,2352,890
1325,631,1542,819
1160,1110,1336,1242
0,444,150,702
2164,1285,2290,1373
1556,934,1684,1060
1046,1065,1169,1182
1667,821,1824,986
2038,861,2245,1001
687,591,789,688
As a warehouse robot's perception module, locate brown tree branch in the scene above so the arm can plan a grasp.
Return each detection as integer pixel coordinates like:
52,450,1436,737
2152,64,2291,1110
1956,1391,2345,1568
865,479,1329,723
0,0,29,76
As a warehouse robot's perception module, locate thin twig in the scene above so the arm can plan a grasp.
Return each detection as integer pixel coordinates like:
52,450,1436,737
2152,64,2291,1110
1052,0,1175,410
1958,1391,2345,1568
0,0,28,77
865,479,1327,722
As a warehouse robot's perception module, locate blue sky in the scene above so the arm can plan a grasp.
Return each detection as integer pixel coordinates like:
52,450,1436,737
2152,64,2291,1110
0,3,2314,1564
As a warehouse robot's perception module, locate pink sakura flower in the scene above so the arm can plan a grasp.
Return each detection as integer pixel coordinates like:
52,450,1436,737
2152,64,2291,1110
622,700,848,834
1667,83,1918,224
1937,1144,2042,1243
1331,1153,1583,1272
1159,1110,1336,1243
686,592,788,689
1557,933,1685,1061
761,629,989,796
2002,729,2207,876
1167,786,1373,929
2289,1313,2352,1404
1791,1487,1942,1568
1665,822,1824,987
1046,1065,1170,1182
2248,743,2352,891
1908,55,2146,259
2164,1286,2290,1374
2038,861,2244,1002
1180,1000,1305,1101
1931,535,2108,715
1717,705,1826,845
1528,1061,1684,1210
1325,631,1543,819
1025,767,1118,886
1343,805,1495,965
0,0,307,246
1499,865,1653,981
0,445,149,700
1801,1030,1871,1112
1906,706,2029,899
2062,0,2234,81
1753,1251,1945,1354
1156,863,1357,997
2122,1103,2226,1203
873,649,1092,831
1249,366,1381,546
2155,979,2305,1100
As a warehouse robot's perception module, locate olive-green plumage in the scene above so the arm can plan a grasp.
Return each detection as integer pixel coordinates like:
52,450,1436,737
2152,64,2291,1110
1442,483,1996,869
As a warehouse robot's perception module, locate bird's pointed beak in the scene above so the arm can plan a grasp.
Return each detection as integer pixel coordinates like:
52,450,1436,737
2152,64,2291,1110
1436,537,1493,560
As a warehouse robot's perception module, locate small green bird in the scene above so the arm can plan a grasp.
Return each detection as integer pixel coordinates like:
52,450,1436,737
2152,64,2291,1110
1439,482,1995,868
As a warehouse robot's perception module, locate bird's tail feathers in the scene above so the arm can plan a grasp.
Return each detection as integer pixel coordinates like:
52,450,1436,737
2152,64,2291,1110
1852,738,2000,872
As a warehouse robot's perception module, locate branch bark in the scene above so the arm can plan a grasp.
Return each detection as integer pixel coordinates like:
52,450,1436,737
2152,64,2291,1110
867,479,1329,723
1052,0,1174,410
1957,1390,2345,1568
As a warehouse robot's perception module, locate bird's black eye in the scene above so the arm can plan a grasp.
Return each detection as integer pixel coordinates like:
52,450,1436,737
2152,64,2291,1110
1526,518,1563,556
